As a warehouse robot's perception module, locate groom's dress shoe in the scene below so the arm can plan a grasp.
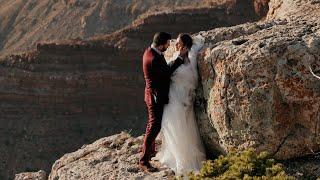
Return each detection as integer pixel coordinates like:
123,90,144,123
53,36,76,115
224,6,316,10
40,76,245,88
139,163,158,172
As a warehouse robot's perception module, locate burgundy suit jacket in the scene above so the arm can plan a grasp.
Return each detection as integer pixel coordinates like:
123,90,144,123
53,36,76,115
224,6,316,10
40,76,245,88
143,47,183,105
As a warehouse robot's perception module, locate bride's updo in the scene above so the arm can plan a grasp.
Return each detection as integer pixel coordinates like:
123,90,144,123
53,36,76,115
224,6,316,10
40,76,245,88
178,34,193,50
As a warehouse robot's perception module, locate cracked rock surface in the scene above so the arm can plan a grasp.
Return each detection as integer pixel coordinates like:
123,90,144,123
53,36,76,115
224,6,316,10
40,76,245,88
195,0,320,159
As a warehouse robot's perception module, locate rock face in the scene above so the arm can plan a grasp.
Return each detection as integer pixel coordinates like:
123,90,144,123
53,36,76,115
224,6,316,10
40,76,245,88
253,0,270,17
0,2,262,179
0,39,146,179
48,132,173,180
195,0,320,159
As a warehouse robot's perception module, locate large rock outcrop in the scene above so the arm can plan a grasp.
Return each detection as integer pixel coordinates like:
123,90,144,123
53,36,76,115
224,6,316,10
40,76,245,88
0,2,262,179
195,0,320,159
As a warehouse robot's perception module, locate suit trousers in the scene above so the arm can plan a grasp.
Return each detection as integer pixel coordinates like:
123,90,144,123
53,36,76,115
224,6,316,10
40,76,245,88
139,101,164,165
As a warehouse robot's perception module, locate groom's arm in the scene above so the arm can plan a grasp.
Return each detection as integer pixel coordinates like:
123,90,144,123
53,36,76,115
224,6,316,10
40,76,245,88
167,56,184,75
143,51,156,93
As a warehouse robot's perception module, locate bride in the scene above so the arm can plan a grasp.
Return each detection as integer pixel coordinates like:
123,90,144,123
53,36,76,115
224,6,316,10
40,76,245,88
155,34,206,174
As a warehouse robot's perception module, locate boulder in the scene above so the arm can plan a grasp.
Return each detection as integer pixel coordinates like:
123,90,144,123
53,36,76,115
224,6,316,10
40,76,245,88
195,0,320,159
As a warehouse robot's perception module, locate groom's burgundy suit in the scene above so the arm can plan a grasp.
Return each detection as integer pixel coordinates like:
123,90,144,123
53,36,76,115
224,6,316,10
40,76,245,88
140,47,183,165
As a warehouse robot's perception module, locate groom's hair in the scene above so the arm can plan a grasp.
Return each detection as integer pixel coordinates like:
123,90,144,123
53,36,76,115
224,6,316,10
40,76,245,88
178,34,193,49
153,32,172,46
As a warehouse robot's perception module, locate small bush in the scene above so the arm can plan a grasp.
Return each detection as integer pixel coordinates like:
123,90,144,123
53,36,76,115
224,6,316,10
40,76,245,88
185,149,295,180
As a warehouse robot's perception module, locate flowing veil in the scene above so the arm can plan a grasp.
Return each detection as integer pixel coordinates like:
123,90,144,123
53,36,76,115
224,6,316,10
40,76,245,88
156,35,206,175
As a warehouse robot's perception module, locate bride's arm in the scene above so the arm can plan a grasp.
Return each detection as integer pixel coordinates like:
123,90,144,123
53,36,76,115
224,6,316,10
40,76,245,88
167,56,184,75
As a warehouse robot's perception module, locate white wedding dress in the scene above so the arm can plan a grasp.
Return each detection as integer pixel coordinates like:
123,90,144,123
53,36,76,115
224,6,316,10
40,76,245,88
155,35,206,175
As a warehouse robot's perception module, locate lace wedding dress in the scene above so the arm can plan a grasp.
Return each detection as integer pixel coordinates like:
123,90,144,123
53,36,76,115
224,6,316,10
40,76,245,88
155,35,206,175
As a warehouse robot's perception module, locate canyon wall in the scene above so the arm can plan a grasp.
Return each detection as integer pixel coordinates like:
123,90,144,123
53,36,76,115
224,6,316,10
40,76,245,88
13,0,320,179
0,1,262,179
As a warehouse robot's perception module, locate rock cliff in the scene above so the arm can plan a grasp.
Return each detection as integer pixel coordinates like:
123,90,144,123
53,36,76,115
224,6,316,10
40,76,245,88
1,1,261,179
13,0,320,179
195,0,320,159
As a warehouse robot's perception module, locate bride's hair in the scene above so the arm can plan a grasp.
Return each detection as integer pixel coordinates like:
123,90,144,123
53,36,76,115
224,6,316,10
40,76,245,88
178,34,193,50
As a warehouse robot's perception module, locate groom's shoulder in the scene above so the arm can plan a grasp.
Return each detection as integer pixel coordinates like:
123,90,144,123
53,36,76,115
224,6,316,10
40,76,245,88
143,47,155,60
144,47,154,55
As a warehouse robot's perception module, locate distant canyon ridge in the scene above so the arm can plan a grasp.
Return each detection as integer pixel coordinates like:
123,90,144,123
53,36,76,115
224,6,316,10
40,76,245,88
0,0,267,57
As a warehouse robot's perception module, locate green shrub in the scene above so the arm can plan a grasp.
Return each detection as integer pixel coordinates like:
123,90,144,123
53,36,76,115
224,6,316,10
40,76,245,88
185,149,295,180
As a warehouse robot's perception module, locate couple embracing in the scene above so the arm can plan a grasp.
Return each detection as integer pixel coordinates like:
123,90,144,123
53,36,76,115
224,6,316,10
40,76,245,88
139,32,206,175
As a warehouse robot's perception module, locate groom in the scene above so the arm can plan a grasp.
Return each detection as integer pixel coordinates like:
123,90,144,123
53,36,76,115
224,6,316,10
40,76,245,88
139,32,188,171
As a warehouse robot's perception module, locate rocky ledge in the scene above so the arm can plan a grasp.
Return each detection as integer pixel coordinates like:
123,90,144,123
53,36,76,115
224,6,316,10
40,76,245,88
14,132,174,180
15,132,320,180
